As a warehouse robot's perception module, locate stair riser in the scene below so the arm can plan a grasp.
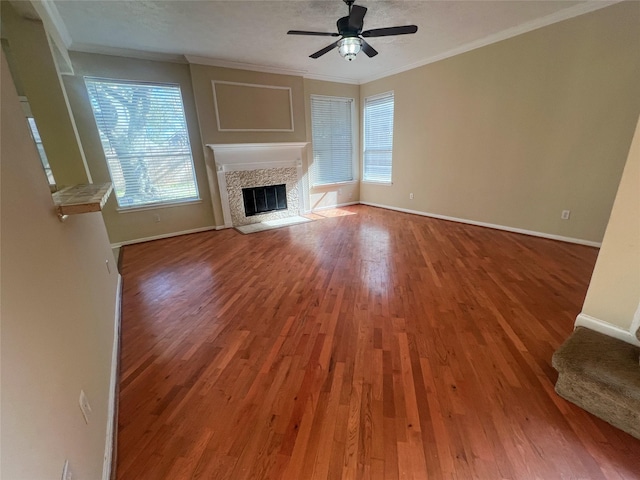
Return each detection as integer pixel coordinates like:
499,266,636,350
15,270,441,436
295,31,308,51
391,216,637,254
555,373,640,440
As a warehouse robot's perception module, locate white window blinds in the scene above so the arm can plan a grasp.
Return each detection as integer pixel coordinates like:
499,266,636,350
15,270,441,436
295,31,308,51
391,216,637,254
84,78,199,209
363,92,394,183
310,95,354,186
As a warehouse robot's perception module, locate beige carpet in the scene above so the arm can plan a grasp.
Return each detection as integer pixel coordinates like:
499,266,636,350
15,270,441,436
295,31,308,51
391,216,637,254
552,327,640,439
235,216,311,234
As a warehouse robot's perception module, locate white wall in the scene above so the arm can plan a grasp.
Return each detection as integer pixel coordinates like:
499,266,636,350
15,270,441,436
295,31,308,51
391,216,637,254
1,50,119,479
579,114,640,337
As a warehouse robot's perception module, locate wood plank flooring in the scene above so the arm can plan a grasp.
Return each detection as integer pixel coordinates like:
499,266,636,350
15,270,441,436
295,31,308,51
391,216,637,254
117,205,640,479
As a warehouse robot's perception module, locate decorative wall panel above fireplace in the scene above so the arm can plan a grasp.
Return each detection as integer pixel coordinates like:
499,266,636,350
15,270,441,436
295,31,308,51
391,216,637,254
212,81,294,132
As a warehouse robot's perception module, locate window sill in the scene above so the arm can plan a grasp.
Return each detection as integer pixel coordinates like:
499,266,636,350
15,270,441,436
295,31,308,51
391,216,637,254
361,180,393,186
311,180,358,189
116,198,202,213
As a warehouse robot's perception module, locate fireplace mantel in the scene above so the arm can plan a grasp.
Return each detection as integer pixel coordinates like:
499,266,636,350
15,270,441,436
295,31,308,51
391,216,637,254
207,143,308,171
206,143,309,228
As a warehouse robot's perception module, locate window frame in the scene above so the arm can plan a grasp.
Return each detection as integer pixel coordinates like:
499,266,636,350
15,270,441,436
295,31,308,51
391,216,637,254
19,97,56,186
309,94,357,188
362,91,395,185
84,76,200,211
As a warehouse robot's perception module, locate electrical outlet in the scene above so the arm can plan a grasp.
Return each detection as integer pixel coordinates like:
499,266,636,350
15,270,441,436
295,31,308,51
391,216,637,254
79,390,92,424
62,459,72,480
409,193,414,200
561,210,571,220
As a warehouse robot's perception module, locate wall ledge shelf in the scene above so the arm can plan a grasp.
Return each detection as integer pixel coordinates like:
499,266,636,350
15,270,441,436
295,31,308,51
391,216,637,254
52,183,113,219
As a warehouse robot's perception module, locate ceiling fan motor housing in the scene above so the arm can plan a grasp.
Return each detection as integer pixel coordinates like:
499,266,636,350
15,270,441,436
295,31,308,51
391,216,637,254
337,16,360,37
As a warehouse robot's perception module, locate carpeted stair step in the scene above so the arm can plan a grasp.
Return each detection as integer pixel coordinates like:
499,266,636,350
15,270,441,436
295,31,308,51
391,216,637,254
552,326,640,439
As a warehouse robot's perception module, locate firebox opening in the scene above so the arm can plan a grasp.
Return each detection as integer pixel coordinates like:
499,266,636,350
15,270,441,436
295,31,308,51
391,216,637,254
242,184,287,217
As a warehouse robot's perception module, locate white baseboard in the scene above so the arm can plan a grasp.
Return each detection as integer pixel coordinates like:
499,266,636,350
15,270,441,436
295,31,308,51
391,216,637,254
109,203,601,248
102,274,122,480
630,303,640,340
359,201,602,248
110,226,217,248
574,313,640,347
311,201,359,212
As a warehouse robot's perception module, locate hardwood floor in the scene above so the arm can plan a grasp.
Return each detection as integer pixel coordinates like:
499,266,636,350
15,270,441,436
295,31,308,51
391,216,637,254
117,205,640,479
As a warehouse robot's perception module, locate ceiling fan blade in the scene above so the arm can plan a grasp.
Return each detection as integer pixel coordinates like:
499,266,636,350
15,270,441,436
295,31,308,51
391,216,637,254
310,40,341,59
360,39,378,58
288,30,340,37
361,25,418,37
348,4,367,32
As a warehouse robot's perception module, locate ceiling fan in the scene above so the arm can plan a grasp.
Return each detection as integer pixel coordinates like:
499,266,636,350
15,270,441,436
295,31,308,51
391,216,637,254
287,0,418,61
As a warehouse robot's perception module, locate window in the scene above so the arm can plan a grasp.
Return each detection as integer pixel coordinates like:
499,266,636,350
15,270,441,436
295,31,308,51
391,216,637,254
363,92,394,184
27,117,55,186
19,98,55,186
310,95,354,186
84,78,199,209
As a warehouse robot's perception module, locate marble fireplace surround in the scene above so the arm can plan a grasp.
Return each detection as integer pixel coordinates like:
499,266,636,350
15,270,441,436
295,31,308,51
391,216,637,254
207,143,309,228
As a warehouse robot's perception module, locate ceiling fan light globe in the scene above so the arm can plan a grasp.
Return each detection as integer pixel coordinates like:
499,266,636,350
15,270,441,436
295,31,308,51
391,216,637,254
338,37,362,60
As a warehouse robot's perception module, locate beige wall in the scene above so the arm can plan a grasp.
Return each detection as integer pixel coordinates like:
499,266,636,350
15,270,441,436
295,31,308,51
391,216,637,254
11,2,638,246
1,2,90,186
304,79,360,210
213,81,294,131
360,1,640,244
63,52,216,244
1,50,119,480
581,115,640,331
189,63,307,224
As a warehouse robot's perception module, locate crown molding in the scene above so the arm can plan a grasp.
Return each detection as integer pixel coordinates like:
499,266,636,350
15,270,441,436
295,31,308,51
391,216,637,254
40,0,622,86
186,55,360,84
70,44,188,64
30,0,72,48
303,72,360,85
359,0,623,84
185,55,308,77
28,0,74,73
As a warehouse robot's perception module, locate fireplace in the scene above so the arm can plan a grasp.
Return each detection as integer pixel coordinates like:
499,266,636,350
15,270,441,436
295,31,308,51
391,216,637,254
243,184,287,217
206,143,309,228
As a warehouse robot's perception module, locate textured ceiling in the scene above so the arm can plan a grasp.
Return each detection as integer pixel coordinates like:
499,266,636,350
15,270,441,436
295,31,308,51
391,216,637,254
50,0,614,83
